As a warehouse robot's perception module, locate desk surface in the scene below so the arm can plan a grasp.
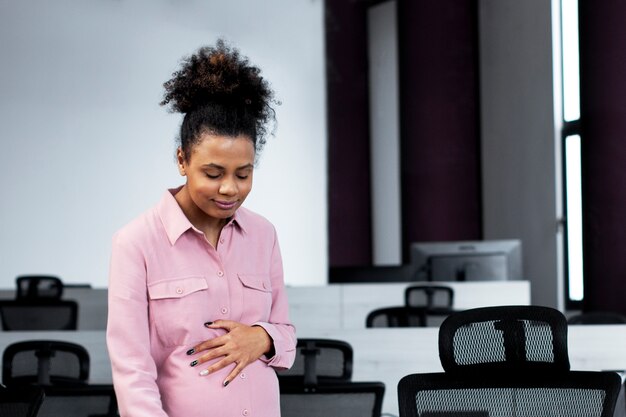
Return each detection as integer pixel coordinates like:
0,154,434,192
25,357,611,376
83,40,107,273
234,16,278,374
1,324,623,416
0,280,531,331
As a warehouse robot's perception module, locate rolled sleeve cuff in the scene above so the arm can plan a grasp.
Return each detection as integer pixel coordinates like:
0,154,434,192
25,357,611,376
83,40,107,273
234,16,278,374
253,321,296,370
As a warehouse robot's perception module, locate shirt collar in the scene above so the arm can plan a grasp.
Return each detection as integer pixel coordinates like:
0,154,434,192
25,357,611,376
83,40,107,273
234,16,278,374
157,187,247,245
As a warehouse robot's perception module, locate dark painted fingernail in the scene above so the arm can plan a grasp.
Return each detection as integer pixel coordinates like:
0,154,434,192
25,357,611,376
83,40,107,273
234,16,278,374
223,380,229,387
190,360,198,367
204,321,213,327
186,348,195,355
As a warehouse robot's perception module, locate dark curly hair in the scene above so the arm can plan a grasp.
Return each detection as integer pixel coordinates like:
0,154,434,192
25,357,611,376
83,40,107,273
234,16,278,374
160,40,277,161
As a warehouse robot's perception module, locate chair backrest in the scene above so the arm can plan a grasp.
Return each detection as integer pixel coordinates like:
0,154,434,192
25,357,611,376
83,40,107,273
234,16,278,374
0,385,45,417
568,311,626,325
404,285,454,310
439,305,570,374
37,384,118,417
3,340,90,386
366,306,426,328
397,305,623,417
0,300,78,330
398,370,622,417
16,275,64,300
276,338,353,386
280,381,385,417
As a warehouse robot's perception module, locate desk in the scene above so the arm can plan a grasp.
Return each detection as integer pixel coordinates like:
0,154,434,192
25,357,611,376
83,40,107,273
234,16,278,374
1,324,623,416
0,288,108,330
0,281,531,331
288,281,531,330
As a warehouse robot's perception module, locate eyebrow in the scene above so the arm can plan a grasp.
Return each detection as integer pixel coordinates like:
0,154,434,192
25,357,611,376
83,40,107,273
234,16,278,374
202,163,254,170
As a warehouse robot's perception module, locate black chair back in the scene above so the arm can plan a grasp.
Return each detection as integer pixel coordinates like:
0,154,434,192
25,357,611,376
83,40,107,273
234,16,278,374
0,300,78,330
0,385,45,417
278,338,385,417
366,306,426,328
439,305,569,374
37,384,118,417
3,340,90,386
404,285,454,310
398,370,621,417
280,381,385,417
397,305,622,417
16,275,64,300
277,338,353,386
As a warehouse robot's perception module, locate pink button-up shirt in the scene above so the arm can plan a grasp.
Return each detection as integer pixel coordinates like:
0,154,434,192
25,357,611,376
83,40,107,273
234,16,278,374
106,188,296,417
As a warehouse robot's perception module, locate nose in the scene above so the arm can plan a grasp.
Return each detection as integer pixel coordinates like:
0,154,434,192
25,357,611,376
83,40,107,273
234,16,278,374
218,177,237,196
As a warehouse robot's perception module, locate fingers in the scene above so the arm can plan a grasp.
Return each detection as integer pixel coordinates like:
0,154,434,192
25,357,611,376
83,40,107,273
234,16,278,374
198,355,247,387
188,321,237,354
205,320,239,331
222,361,246,387
190,344,227,367
186,320,264,386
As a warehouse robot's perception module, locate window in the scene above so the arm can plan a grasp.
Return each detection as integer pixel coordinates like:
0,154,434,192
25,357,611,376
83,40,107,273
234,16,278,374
560,0,583,304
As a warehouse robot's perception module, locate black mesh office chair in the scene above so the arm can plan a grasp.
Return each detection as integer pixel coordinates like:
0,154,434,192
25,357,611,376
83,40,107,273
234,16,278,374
277,338,353,385
37,385,118,417
568,311,626,324
16,275,64,300
278,339,385,417
0,385,45,417
280,381,385,417
405,285,455,326
397,305,622,417
0,300,78,330
404,285,454,310
366,306,427,328
3,340,90,386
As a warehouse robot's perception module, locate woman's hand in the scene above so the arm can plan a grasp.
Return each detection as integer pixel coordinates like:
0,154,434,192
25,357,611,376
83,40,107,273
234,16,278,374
187,320,272,386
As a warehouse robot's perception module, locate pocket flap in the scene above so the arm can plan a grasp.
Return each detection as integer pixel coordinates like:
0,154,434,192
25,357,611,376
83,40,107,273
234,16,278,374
148,276,208,300
237,273,271,292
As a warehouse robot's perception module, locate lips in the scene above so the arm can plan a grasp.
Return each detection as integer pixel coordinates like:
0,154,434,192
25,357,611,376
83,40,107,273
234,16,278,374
214,200,238,210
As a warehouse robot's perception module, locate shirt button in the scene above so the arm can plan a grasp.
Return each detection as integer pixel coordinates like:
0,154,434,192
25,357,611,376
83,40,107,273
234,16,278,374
220,238,225,244
262,282,267,290
221,307,228,314
242,410,249,416
240,373,246,379
217,270,224,277
176,287,183,294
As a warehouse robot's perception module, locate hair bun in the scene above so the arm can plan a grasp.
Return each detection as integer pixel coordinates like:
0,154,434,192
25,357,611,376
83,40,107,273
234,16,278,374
160,39,272,116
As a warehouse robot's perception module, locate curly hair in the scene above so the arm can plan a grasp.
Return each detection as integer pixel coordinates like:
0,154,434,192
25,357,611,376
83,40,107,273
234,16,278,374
161,40,277,160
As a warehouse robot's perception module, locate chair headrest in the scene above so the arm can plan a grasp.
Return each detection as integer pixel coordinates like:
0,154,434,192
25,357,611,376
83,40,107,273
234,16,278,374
439,305,570,374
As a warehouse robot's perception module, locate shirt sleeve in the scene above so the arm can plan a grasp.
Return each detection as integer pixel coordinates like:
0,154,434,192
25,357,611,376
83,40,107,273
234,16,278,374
253,227,297,370
106,231,169,417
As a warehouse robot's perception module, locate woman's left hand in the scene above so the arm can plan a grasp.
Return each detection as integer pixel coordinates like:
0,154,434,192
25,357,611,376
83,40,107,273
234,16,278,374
188,320,272,386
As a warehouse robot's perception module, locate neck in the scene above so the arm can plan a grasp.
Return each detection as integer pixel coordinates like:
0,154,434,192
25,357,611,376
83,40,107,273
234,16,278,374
174,185,228,245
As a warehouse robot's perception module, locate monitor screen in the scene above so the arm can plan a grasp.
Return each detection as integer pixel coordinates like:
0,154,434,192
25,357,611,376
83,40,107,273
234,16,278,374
410,240,523,282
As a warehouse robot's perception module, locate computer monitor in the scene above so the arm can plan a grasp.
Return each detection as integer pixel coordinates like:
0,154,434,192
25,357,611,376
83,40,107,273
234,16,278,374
410,240,523,282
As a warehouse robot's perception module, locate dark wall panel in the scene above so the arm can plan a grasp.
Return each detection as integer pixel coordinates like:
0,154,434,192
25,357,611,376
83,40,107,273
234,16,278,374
397,0,482,261
326,1,373,266
579,1,626,314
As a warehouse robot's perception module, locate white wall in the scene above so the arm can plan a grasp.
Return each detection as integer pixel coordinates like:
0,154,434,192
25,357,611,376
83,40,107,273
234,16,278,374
0,0,327,288
479,0,564,309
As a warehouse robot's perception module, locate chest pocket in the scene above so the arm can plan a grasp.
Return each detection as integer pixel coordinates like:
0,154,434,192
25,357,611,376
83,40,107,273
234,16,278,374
148,276,210,347
237,273,272,320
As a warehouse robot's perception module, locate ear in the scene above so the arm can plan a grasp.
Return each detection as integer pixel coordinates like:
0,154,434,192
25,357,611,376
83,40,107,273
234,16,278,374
176,148,187,176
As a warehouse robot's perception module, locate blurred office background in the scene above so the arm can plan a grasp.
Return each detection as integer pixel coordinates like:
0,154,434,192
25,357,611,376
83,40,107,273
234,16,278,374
1,0,626,315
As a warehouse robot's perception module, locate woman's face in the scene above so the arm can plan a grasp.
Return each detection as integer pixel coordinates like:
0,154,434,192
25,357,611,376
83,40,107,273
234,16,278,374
177,133,255,223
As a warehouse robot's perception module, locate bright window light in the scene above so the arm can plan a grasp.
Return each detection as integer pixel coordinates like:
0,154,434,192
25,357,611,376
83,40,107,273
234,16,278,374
565,134,583,301
562,0,580,122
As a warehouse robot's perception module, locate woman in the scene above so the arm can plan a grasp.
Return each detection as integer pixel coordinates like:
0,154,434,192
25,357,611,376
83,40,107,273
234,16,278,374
106,40,296,417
